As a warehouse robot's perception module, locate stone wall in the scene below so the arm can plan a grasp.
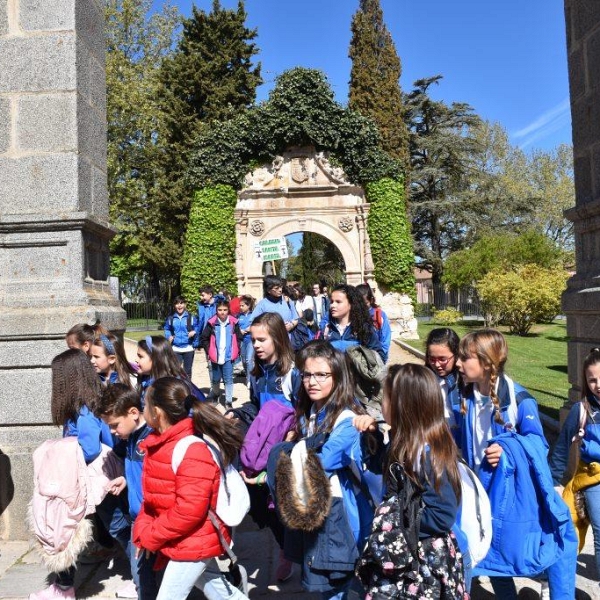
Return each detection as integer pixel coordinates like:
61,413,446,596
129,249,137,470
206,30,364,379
0,0,125,539
562,1,600,402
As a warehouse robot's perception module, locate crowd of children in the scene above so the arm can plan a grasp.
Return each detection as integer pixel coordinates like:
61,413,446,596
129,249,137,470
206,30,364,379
27,281,592,600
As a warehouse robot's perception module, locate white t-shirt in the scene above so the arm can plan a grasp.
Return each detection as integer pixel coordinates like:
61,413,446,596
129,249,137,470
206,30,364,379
472,387,494,473
217,319,228,365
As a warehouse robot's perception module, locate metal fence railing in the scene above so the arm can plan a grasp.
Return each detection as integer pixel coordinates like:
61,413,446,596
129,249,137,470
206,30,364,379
415,284,481,318
123,299,170,331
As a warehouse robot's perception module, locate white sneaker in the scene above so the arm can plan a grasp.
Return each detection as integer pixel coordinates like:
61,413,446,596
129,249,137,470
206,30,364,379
115,580,138,598
539,580,550,600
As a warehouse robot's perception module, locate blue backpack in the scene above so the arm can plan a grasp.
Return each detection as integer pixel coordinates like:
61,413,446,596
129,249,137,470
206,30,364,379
290,320,314,352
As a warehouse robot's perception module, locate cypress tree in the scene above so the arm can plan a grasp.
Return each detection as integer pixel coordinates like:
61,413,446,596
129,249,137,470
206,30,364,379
348,0,409,172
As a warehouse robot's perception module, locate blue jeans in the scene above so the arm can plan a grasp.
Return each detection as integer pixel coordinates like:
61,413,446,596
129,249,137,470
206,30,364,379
156,557,247,600
211,361,233,404
241,338,254,386
585,481,600,579
129,531,159,600
175,350,195,379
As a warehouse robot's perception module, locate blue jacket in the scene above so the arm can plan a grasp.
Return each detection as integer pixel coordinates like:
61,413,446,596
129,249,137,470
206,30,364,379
369,307,392,363
460,374,547,470
249,363,301,411
195,296,223,345
164,311,197,349
237,311,254,342
125,423,152,520
253,295,298,324
550,394,600,484
474,431,577,596
63,405,113,464
323,321,385,361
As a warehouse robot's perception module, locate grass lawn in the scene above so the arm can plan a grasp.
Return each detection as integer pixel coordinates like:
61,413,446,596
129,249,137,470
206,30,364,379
124,329,162,342
403,320,569,420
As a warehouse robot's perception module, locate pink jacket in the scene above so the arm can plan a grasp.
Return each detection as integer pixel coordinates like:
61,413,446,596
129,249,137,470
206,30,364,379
28,437,123,573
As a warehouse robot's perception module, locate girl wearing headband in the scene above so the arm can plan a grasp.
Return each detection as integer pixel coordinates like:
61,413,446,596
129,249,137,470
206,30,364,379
91,331,137,389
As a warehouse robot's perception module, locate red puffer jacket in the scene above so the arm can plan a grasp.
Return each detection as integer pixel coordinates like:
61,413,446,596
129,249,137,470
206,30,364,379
132,418,230,561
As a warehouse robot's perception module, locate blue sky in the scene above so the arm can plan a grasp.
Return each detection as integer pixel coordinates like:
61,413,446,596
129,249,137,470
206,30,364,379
152,0,571,152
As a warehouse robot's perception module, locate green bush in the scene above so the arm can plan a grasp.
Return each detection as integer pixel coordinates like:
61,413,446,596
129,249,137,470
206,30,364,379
476,264,568,335
181,185,238,301
432,307,463,326
366,178,415,296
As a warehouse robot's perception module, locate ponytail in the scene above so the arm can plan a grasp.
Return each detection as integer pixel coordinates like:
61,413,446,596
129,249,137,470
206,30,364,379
488,366,505,425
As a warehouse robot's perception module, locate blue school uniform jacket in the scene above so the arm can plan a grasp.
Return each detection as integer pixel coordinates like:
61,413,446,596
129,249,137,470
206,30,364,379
460,374,547,470
474,431,577,597
63,405,113,463
550,394,600,484
323,321,385,361
125,423,152,520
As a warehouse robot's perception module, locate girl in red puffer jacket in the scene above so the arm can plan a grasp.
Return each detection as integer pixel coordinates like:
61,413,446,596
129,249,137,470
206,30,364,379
133,377,247,600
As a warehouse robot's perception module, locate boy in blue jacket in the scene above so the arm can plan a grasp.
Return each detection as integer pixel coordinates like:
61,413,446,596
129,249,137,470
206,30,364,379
98,384,157,600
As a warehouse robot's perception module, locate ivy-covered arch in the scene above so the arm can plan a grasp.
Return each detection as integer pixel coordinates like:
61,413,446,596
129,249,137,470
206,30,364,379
181,67,415,300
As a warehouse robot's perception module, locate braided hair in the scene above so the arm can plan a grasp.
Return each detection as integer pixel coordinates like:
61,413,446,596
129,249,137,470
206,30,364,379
458,329,508,424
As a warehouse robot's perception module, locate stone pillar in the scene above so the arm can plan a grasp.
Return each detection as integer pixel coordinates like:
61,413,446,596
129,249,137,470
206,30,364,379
562,1,600,404
0,0,125,539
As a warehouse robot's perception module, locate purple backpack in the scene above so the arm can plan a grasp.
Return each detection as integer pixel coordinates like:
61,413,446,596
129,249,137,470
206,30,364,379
240,399,296,477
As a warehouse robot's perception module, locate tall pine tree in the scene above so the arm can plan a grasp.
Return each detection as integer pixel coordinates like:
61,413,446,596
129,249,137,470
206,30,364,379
155,0,261,287
348,0,409,172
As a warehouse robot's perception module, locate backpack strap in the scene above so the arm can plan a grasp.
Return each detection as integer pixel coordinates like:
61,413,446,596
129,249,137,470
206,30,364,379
167,315,174,334
172,435,202,474
572,401,587,443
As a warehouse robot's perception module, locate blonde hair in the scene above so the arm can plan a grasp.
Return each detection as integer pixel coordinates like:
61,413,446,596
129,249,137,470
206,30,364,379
458,329,508,425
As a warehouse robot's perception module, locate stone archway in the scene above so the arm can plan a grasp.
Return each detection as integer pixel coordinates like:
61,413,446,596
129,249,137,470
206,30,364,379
233,146,375,299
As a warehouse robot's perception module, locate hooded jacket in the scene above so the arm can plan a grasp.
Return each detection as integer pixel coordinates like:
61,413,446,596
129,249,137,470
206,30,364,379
133,418,230,562
201,314,241,364
474,432,577,598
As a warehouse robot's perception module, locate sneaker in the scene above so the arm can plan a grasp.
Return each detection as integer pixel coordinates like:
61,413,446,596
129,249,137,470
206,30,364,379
115,580,138,598
539,580,550,600
29,584,75,600
275,550,293,582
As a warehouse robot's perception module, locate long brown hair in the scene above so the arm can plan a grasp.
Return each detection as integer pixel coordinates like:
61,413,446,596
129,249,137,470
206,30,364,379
138,336,186,380
92,331,137,388
250,312,295,378
385,363,461,499
294,341,364,435
458,329,508,424
51,348,102,426
145,377,242,467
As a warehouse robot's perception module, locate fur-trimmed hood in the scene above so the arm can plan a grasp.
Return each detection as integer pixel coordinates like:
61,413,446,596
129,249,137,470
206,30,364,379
275,440,331,531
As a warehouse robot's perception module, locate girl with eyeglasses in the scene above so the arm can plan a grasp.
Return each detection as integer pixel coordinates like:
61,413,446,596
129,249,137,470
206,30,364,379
425,328,462,443
273,341,374,599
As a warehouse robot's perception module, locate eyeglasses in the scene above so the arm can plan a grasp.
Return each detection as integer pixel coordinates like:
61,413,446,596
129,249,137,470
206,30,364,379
301,372,332,383
427,356,454,366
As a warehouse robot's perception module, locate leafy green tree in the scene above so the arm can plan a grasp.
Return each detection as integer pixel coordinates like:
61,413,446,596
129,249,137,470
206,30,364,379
156,0,261,285
105,0,180,287
297,233,345,288
443,229,564,289
404,76,481,284
476,265,568,335
348,0,409,170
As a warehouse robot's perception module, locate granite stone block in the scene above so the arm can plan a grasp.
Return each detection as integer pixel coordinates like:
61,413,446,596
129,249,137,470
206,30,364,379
77,94,106,167
567,45,585,100
0,368,52,424
0,96,9,153
586,27,600,92
573,153,593,203
572,0,600,46
0,0,8,36
593,144,600,199
92,164,108,217
89,54,107,114
16,93,77,153
0,154,78,213
75,0,104,62
0,33,76,93
19,0,74,31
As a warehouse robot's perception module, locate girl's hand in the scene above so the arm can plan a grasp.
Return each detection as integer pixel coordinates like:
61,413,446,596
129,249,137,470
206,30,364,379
484,443,503,467
188,330,195,338
240,471,266,485
285,430,297,442
106,476,126,495
353,415,377,432
133,544,152,560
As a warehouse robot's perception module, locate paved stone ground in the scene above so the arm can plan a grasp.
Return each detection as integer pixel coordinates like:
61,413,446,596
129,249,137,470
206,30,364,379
0,339,597,598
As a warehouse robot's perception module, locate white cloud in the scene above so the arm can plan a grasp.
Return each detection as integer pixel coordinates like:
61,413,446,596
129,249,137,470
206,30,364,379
511,98,571,149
